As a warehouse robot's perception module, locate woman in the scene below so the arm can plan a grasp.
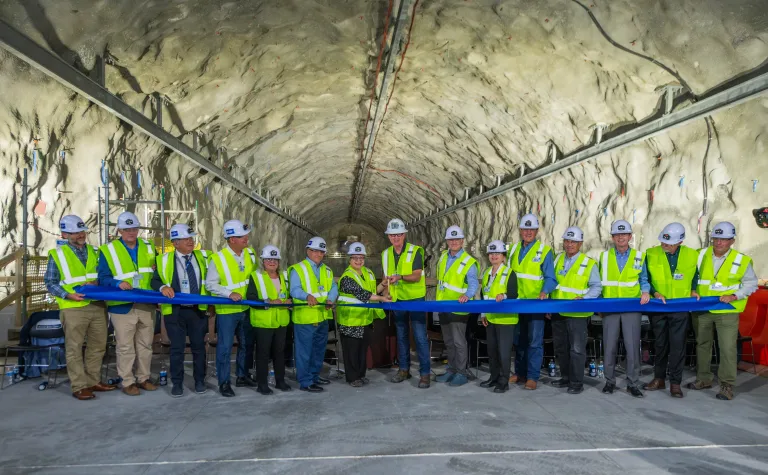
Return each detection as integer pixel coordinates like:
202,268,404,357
337,242,391,387
246,245,292,395
479,240,518,393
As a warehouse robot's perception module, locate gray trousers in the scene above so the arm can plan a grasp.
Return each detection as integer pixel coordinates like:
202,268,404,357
440,317,469,375
602,312,642,387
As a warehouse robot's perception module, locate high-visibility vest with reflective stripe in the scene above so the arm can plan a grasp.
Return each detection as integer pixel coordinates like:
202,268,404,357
156,250,209,315
381,244,426,301
338,266,385,326
646,245,698,300
209,247,256,314
481,264,517,325
552,252,595,317
599,248,644,299
436,250,478,316
289,259,334,324
99,239,156,307
506,241,552,299
48,244,99,309
696,247,752,314
249,270,290,328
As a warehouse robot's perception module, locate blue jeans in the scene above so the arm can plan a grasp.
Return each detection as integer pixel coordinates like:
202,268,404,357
393,297,430,376
216,312,248,385
514,313,545,381
294,321,329,388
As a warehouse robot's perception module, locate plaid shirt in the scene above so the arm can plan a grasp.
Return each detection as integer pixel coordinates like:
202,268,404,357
44,244,90,299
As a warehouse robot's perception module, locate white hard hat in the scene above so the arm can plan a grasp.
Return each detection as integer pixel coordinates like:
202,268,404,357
562,226,584,242
486,240,506,254
347,242,367,256
169,223,196,240
59,214,88,234
306,236,328,252
260,245,281,260
519,213,540,230
117,211,140,230
223,219,251,238
711,221,736,239
385,218,407,235
610,219,632,235
445,225,465,240
658,222,685,244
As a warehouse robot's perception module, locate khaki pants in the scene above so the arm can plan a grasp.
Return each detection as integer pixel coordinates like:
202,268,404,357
695,312,739,385
110,304,155,387
60,304,108,392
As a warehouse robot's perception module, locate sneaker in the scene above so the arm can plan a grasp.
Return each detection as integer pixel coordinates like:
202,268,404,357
171,385,183,398
219,382,235,397
449,373,468,387
390,370,412,383
716,383,734,400
436,371,456,383
194,381,207,394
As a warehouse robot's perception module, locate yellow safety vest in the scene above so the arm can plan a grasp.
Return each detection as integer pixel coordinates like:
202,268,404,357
381,243,426,301
48,244,99,309
156,250,209,315
599,248,645,299
249,270,291,328
696,247,752,314
506,241,552,299
99,239,156,307
289,259,334,324
436,250,478,316
552,252,595,317
646,245,698,300
481,264,517,324
337,266,385,326
209,247,256,315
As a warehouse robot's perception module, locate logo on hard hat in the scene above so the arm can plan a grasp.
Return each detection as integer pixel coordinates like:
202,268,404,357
391,223,399,229
618,224,626,231
525,220,532,227
663,233,670,240
60,223,66,229
714,229,723,235
270,250,278,256
125,219,134,225
680,232,685,239
242,224,250,230
355,246,362,252
171,230,179,238
187,227,193,234
319,242,326,249
490,244,497,250
451,230,458,236
77,222,85,229
226,229,235,236
307,240,314,246
567,231,575,237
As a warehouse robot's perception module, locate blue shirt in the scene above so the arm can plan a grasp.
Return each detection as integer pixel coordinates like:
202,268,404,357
443,249,480,297
518,241,558,295
98,238,139,314
613,247,651,293
289,258,339,302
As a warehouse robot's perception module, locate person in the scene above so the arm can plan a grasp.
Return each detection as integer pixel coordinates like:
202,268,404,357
44,215,116,400
204,219,258,397
643,222,699,398
690,221,758,400
506,214,557,390
289,236,338,392
435,225,479,387
245,245,293,395
150,223,209,397
478,240,518,393
599,219,650,398
549,226,602,395
98,211,158,396
381,218,431,389
337,242,390,387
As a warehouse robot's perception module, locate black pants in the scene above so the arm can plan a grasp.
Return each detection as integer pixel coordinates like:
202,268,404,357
487,322,515,385
165,307,207,386
244,319,257,373
551,314,588,389
254,326,288,386
651,312,688,384
341,326,371,383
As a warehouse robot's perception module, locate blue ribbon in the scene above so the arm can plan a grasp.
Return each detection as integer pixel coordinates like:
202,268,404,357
76,286,734,313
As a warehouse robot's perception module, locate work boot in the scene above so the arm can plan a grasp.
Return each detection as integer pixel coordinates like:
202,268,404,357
138,380,158,391
550,378,570,388
670,384,683,398
436,370,456,383
390,370,412,383
642,378,666,391
716,383,734,400
524,380,537,390
349,380,364,388
686,380,712,390
122,383,140,396
449,373,468,387
418,375,430,388
509,374,525,384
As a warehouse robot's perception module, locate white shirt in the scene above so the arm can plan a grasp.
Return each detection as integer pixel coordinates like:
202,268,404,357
205,245,255,298
159,252,201,292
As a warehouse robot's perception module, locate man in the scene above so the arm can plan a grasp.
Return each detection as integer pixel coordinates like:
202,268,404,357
549,226,602,395
381,218,431,389
599,219,650,398
435,225,479,387
289,236,338,392
507,214,557,390
204,219,258,397
643,222,699,398
98,211,158,396
45,215,116,400
151,223,209,397
690,221,758,400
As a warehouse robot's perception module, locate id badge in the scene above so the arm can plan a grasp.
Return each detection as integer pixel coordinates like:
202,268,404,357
633,263,642,271
673,273,684,281
319,285,325,292
532,257,541,263
483,286,490,294
181,279,190,294
278,292,286,299
558,270,567,276
238,263,245,272
132,275,141,288
712,282,724,290
439,284,445,291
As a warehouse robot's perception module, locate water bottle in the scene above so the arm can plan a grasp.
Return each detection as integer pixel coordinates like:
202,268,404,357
12,366,20,382
159,370,167,386
589,359,597,378
268,370,276,387
598,360,604,379
548,360,557,378
5,370,14,386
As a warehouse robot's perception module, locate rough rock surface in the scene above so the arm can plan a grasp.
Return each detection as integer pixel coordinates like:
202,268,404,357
0,0,766,277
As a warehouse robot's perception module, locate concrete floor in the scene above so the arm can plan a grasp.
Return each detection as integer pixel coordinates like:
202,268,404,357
1,358,767,475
